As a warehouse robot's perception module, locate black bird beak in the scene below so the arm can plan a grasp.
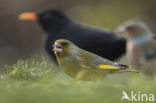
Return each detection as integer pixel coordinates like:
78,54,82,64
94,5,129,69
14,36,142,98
19,12,38,22
53,43,63,54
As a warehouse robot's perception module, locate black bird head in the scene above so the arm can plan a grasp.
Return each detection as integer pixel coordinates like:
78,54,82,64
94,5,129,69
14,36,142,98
19,9,72,33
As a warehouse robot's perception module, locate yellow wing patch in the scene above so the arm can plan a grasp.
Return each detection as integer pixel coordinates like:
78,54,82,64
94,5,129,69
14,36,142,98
99,65,118,70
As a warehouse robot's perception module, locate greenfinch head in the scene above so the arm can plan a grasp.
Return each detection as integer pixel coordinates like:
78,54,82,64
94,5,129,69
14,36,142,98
53,39,75,57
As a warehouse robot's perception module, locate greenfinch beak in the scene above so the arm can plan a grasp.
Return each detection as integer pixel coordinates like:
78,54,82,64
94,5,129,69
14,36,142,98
53,43,63,54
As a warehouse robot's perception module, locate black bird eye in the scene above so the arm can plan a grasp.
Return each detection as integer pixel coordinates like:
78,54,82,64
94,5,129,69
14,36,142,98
42,13,51,20
61,43,68,46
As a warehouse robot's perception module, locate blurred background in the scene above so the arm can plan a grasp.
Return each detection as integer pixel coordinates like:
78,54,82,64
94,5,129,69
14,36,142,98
0,0,156,65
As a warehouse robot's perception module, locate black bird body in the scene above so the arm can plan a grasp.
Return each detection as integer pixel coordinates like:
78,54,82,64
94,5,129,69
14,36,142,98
44,23,126,62
20,9,126,62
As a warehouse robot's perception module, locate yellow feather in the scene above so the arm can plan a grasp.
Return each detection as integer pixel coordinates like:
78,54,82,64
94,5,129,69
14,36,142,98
99,65,118,70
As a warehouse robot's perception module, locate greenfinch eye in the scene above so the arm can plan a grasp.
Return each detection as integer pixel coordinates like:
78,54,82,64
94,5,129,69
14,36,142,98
61,42,68,46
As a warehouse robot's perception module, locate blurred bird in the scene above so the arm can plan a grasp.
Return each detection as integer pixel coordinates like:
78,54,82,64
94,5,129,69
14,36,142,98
117,21,156,75
19,9,126,62
53,39,137,80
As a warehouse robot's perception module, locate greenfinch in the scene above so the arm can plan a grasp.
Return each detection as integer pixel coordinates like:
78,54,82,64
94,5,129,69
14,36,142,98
53,39,137,80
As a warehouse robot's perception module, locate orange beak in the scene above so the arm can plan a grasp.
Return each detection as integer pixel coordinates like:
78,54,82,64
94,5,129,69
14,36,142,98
19,12,38,22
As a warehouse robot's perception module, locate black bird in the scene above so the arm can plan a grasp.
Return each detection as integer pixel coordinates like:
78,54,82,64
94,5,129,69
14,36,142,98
19,9,126,62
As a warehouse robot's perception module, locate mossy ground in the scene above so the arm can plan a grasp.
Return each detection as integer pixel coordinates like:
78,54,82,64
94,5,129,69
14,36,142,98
0,59,155,103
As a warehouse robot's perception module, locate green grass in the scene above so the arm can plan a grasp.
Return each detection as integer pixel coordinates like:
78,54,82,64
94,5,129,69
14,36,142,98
0,59,155,103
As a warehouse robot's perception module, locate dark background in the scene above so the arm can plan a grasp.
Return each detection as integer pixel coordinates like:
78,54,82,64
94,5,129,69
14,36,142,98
0,0,156,64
